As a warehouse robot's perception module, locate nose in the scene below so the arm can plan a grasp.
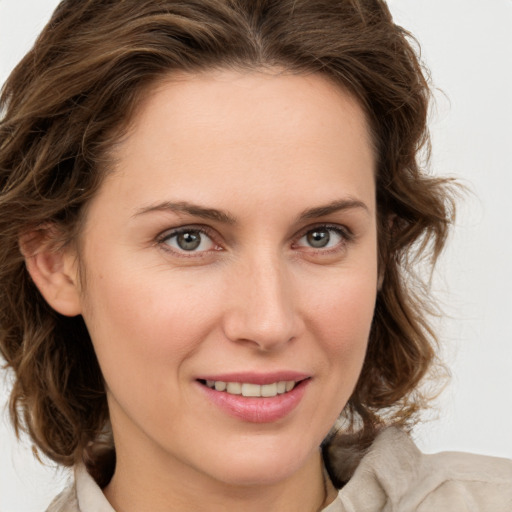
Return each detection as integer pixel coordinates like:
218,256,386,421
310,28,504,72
222,254,303,352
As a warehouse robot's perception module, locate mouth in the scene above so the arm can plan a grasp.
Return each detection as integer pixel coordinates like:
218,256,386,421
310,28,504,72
196,375,310,423
197,379,304,398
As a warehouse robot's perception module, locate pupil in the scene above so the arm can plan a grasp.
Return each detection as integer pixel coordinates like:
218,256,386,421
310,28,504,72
177,231,201,251
307,229,330,248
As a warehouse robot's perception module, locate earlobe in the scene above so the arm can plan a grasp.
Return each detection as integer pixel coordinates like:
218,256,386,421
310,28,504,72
377,271,384,291
19,229,82,317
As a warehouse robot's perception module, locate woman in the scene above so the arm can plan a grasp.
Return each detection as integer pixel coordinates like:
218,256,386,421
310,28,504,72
0,1,510,511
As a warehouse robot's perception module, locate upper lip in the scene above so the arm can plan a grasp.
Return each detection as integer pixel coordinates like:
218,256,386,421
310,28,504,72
196,371,310,385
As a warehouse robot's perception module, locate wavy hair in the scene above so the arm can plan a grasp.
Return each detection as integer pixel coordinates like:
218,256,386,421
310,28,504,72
0,0,455,485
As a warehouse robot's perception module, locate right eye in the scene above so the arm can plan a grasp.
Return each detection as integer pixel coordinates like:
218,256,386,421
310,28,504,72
160,228,216,253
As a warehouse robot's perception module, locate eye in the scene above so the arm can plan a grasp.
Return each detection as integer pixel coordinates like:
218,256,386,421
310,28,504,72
161,228,216,253
295,226,348,250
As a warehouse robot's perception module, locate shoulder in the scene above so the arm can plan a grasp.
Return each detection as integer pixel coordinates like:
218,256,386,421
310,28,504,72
408,448,512,511
329,427,512,512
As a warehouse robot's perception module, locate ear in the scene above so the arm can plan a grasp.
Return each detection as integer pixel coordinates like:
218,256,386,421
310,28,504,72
377,270,385,291
19,228,82,317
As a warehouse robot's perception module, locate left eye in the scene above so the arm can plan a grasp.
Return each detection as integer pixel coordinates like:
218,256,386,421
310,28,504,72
297,227,345,249
162,229,215,252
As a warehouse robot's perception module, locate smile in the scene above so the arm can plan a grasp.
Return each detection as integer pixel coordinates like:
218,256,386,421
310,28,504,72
197,376,310,423
202,380,298,397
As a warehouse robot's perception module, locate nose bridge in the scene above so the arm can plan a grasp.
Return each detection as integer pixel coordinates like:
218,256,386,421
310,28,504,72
223,249,300,350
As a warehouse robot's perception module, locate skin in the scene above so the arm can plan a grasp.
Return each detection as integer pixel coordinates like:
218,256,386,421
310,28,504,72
32,69,379,511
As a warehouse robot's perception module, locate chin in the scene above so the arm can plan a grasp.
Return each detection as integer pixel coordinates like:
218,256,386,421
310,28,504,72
195,437,320,487
209,460,304,487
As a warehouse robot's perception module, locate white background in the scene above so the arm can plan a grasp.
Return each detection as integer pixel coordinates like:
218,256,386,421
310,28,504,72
1,1,511,510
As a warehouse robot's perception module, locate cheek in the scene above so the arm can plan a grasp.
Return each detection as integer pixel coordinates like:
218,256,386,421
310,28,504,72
308,269,377,336
79,263,207,376
305,270,377,378
78,255,235,391
290,272,377,433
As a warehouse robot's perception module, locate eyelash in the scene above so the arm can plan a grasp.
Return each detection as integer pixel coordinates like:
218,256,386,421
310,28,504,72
157,226,220,257
293,224,353,253
156,223,353,257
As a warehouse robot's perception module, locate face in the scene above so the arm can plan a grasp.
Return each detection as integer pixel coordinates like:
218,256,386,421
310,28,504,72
75,70,378,488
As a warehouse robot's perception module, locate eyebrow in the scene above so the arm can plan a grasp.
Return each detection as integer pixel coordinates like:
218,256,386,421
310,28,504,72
133,201,236,224
297,198,369,221
133,197,369,224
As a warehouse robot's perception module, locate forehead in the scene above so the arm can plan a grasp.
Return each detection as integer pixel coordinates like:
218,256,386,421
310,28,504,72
91,69,376,221
127,69,374,159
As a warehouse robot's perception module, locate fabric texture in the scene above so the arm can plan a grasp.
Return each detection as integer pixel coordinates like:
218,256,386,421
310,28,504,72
46,427,512,512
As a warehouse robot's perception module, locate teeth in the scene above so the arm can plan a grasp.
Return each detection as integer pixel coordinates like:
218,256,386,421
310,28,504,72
226,382,242,395
261,383,277,397
242,383,261,397
214,381,227,391
204,379,298,397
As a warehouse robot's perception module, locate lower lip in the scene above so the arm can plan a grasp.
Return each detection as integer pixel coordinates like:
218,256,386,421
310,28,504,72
197,380,309,423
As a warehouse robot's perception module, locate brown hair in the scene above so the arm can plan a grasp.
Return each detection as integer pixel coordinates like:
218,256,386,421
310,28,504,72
0,0,454,485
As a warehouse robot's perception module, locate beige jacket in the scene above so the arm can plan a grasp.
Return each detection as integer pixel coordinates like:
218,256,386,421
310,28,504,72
47,428,512,512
